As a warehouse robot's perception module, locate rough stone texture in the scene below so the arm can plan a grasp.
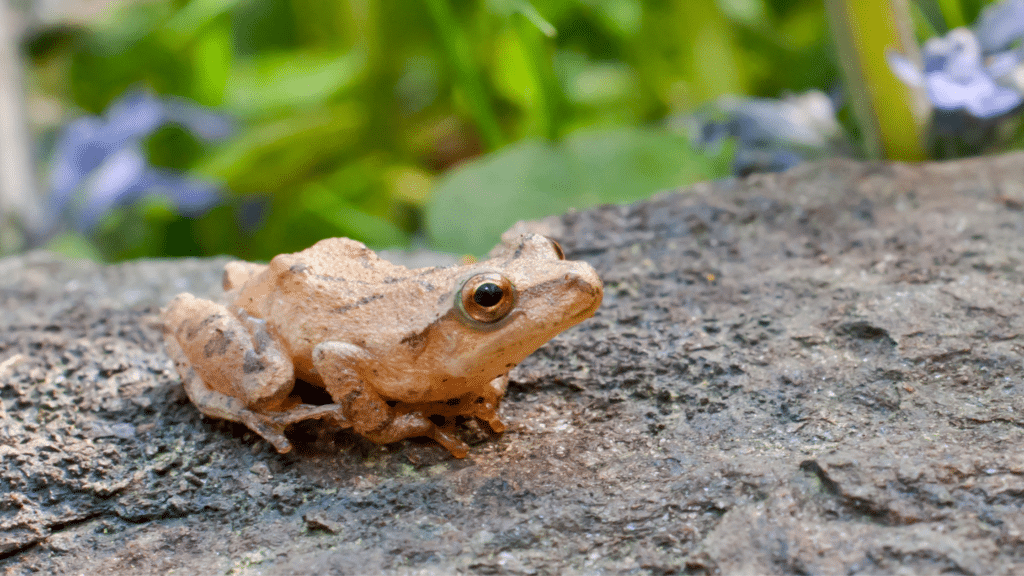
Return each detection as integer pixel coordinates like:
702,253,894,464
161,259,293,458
2,154,1024,575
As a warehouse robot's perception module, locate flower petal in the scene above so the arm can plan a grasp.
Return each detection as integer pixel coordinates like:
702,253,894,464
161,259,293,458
975,0,1024,53
75,146,150,231
887,50,925,87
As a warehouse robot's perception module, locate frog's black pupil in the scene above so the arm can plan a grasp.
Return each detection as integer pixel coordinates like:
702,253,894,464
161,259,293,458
473,283,504,307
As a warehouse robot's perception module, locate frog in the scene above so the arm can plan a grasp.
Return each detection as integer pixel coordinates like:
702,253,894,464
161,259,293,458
162,233,603,458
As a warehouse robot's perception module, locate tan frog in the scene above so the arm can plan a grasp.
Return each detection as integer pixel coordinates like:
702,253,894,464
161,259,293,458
162,234,602,458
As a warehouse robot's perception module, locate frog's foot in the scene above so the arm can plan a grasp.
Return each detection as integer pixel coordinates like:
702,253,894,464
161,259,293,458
238,410,293,454
470,374,508,434
362,413,471,459
477,411,506,434
468,394,506,434
177,361,293,453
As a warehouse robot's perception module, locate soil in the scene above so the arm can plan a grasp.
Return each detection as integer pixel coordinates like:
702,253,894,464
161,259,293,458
3,154,1024,575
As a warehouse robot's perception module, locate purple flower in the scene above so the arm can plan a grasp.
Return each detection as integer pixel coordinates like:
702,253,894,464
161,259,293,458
48,90,233,232
974,0,1024,53
682,90,844,175
887,28,1023,119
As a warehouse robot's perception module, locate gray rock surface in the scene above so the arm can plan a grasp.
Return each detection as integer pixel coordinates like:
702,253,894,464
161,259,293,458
2,155,1024,574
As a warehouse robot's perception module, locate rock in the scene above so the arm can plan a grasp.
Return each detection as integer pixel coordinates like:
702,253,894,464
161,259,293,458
2,155,1024,574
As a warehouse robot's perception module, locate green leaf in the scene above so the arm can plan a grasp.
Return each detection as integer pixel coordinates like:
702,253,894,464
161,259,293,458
825,0,928,160
189,22,234,106
227,50,365,115
253,183,408,256
45,232,103,262
165,0,242,41
935,0,967,28
425,127,730,255
301,186,408,248
194,103,365,195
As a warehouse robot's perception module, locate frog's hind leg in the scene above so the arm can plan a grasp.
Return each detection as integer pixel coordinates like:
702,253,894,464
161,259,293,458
163,293,327,453
163,332,295,452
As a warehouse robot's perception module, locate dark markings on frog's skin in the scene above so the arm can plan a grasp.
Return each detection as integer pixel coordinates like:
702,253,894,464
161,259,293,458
446,398,461,407
342,389,362,406
186,314,223,341
400,326,430,354
312,273,346,283
332,293,385,314
203,329,232,358
253,329,272,354
306,272,374,285
243,349,266,374
415,266,447,277
289,263,310,274
417,280,437,292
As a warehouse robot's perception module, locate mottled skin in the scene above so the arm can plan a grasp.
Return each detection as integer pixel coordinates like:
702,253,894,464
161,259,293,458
162,234,603,457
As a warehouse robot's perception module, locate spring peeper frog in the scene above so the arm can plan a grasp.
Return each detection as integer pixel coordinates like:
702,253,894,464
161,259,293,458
162,234,602,458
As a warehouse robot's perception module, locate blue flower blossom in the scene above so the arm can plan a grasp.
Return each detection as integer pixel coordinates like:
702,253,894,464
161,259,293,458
887,0,1024,123
887,28,1023,119
48,90,233,232
681,90,845,176
974,0,1024,53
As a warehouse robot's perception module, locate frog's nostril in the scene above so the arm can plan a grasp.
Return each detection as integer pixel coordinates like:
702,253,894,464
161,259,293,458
563,268,602,295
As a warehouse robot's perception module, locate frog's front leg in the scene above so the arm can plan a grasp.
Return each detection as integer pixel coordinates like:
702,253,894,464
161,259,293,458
471,374,508,434
163,294,344,453
312,341,471,458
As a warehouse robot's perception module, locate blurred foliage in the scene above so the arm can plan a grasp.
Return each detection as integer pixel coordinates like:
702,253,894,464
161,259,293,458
27,0,848,259
428,127,732,255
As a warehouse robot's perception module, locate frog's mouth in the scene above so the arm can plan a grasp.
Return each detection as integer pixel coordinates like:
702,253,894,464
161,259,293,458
544,268,604,324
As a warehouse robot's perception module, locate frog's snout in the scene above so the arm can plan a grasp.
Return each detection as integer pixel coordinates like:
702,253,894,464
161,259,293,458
564,263,603,319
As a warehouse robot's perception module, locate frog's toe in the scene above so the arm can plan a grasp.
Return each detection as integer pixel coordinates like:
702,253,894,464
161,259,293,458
240,412,293,453
268,403,350,427
430,428,470,459
480,413,506,434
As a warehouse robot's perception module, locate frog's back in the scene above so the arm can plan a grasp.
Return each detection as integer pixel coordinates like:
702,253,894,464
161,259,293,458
286,237,409,279
240,238,457,376
244,237,453,326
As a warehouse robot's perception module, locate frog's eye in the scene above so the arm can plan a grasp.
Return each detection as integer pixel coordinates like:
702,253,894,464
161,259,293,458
460,273,515,323
544,236,565,260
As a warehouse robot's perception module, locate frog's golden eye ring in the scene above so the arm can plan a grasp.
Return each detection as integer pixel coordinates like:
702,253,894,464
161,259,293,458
544,236,565,260
460,273,515,323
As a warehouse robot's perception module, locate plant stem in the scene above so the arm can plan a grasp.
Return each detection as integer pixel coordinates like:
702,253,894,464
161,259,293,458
825,0,929,160
511,10,565,142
